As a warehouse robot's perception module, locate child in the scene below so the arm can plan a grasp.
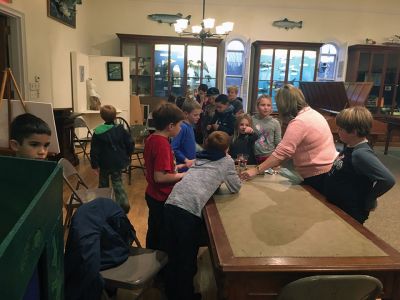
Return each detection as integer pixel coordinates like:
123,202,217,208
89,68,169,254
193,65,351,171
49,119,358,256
324,106,395,224
201,87,220,143
9,113,51,159
172,100,202,171
90,105,134,213
162,131,241,300
252,94,281,164
229,114,259,165
227,85,244,116
207,94,236,136
144,102,186,250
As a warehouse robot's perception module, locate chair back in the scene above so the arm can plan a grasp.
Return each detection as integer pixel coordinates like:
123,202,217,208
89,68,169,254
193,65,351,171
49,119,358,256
277,275,383,300
115,116,131,133
58,158,88,190
130,124,149,144
73,116,91,130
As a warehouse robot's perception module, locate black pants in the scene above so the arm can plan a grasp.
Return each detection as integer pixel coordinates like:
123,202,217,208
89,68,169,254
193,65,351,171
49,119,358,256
145,193,165,250
162,204,201,300
303,172,328,195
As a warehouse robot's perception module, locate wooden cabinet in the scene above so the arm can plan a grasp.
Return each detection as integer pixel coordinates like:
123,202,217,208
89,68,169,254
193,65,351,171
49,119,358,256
249,41,322,112
346,44,400,114
117,34,221,99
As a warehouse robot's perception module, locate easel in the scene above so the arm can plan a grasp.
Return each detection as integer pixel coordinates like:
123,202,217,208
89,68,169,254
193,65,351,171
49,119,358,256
0,68,27,152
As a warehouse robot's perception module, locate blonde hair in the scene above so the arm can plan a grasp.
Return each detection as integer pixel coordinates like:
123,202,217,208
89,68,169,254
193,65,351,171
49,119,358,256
336,106,373,137
181,99,201,113
227,85,239,94
275,84,308,122
232,114,253,142
100,105,117,122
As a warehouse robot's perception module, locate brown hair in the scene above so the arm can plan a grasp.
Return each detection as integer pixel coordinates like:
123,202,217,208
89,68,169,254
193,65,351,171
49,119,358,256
205,131,230,152
275,84,308,122
100,105,117,122
336,106,373,137
232,114,253,142
152,103,185,130
256,94,272,106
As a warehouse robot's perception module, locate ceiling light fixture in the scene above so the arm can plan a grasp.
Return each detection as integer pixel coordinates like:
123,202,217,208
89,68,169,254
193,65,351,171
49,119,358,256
173,0,234,42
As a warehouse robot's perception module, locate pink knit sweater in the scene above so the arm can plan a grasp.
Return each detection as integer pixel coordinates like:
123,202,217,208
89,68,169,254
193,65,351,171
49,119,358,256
272,107,338,179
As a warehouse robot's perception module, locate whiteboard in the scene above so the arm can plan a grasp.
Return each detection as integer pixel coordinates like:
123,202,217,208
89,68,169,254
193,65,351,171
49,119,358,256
0,100,60,153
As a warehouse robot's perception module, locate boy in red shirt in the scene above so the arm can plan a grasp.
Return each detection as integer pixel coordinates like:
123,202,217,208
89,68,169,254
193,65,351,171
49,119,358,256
144,103,185,249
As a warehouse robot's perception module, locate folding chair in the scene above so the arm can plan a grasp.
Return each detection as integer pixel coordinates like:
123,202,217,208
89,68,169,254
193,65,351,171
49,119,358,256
58,158,114,231
72,116,93,161
100,241,168,299
277,275,383,300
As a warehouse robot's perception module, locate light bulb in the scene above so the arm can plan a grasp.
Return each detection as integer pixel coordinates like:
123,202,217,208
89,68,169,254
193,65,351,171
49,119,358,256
192,25,202,34
203,18,215,29
176,18,188,30
216,25,225,35
174,23,183,33
222,22,234,32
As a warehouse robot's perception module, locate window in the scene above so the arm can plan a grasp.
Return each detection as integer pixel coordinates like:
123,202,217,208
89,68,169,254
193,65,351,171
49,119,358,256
250,41,322,112
317,43,337,81
225,40,245,95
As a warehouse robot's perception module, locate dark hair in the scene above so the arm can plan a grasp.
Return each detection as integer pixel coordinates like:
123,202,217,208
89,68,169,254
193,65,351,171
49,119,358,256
100,105,117,122
175,96,186,109
152,103,185,130
206,87,220,96
205,131,230,152
336,106,373,137
10,113,51,144
167,94,176,103
198,84,208,93
215,94,229,104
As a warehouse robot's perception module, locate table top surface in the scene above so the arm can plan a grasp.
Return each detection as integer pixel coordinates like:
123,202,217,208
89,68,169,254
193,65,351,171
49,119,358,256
204,169,400,272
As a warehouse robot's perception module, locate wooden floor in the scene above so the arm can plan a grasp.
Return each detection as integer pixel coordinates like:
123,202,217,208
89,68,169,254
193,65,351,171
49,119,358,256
62,153,218,300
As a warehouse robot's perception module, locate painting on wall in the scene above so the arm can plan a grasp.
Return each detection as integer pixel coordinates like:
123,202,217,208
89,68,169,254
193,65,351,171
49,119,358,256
107,62,124,81
47,0,76,28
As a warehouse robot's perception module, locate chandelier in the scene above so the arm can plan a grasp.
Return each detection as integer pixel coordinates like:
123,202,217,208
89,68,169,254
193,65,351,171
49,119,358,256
173,0,234,42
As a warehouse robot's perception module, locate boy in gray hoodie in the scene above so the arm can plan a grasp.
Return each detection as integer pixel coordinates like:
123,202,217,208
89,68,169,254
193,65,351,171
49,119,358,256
162,131,241,300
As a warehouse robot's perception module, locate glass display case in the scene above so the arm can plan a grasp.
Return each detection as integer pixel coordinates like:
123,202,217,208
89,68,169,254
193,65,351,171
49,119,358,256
346,44,400,114
117,34,221,98
250,41,322,112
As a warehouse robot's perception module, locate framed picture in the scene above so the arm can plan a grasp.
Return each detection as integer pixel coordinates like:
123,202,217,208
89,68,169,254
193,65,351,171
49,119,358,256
47,0,76,28
79,65,84,82
107,62,124,81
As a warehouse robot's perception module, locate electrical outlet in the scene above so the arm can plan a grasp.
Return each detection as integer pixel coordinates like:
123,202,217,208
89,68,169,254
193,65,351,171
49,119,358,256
30,82,40,91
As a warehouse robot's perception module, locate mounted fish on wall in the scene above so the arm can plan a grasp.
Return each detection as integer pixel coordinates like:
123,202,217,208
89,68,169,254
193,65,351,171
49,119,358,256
148,13,191,26
272,18,302,30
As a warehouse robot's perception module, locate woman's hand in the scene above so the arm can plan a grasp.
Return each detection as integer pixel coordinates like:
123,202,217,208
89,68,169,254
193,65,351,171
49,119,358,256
239,167,258,181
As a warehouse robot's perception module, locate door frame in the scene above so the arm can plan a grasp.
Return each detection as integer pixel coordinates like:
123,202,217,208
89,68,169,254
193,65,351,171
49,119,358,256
0,4,28,99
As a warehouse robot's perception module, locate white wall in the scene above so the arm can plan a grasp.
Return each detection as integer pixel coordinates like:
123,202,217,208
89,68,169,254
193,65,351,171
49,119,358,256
2,0,400,109
88,56,130,122
71,52,90,112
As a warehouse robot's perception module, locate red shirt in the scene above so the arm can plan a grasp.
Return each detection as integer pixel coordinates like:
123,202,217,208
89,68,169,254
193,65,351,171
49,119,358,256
144,134,176,201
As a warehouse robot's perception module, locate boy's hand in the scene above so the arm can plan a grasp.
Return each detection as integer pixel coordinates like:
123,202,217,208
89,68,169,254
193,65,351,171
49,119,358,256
244,127,254,134
176,163,187,170
212,124,219,130
206,125,211,130
184,159,195,168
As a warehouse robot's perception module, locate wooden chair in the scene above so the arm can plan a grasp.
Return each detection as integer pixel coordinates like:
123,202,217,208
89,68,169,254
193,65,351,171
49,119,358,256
277,275,383,300
58,158,114,231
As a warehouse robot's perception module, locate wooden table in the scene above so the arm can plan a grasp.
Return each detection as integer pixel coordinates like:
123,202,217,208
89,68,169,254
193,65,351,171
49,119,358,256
203,169,400,299
384,116,400,155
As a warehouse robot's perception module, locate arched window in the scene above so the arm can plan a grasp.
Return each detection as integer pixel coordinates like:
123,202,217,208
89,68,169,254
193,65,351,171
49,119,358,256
225,40,245,96
318,43,338,81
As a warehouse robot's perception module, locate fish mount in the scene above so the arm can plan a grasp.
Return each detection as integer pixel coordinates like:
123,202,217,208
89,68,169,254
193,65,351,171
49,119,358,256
272,18,302,30
147,13,191,26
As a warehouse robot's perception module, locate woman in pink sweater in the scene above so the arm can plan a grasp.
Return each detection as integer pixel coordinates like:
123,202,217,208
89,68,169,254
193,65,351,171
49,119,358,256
241,84,337,194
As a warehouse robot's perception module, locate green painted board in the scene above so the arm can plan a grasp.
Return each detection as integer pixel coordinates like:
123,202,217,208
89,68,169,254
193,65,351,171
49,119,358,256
0,156,64,300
